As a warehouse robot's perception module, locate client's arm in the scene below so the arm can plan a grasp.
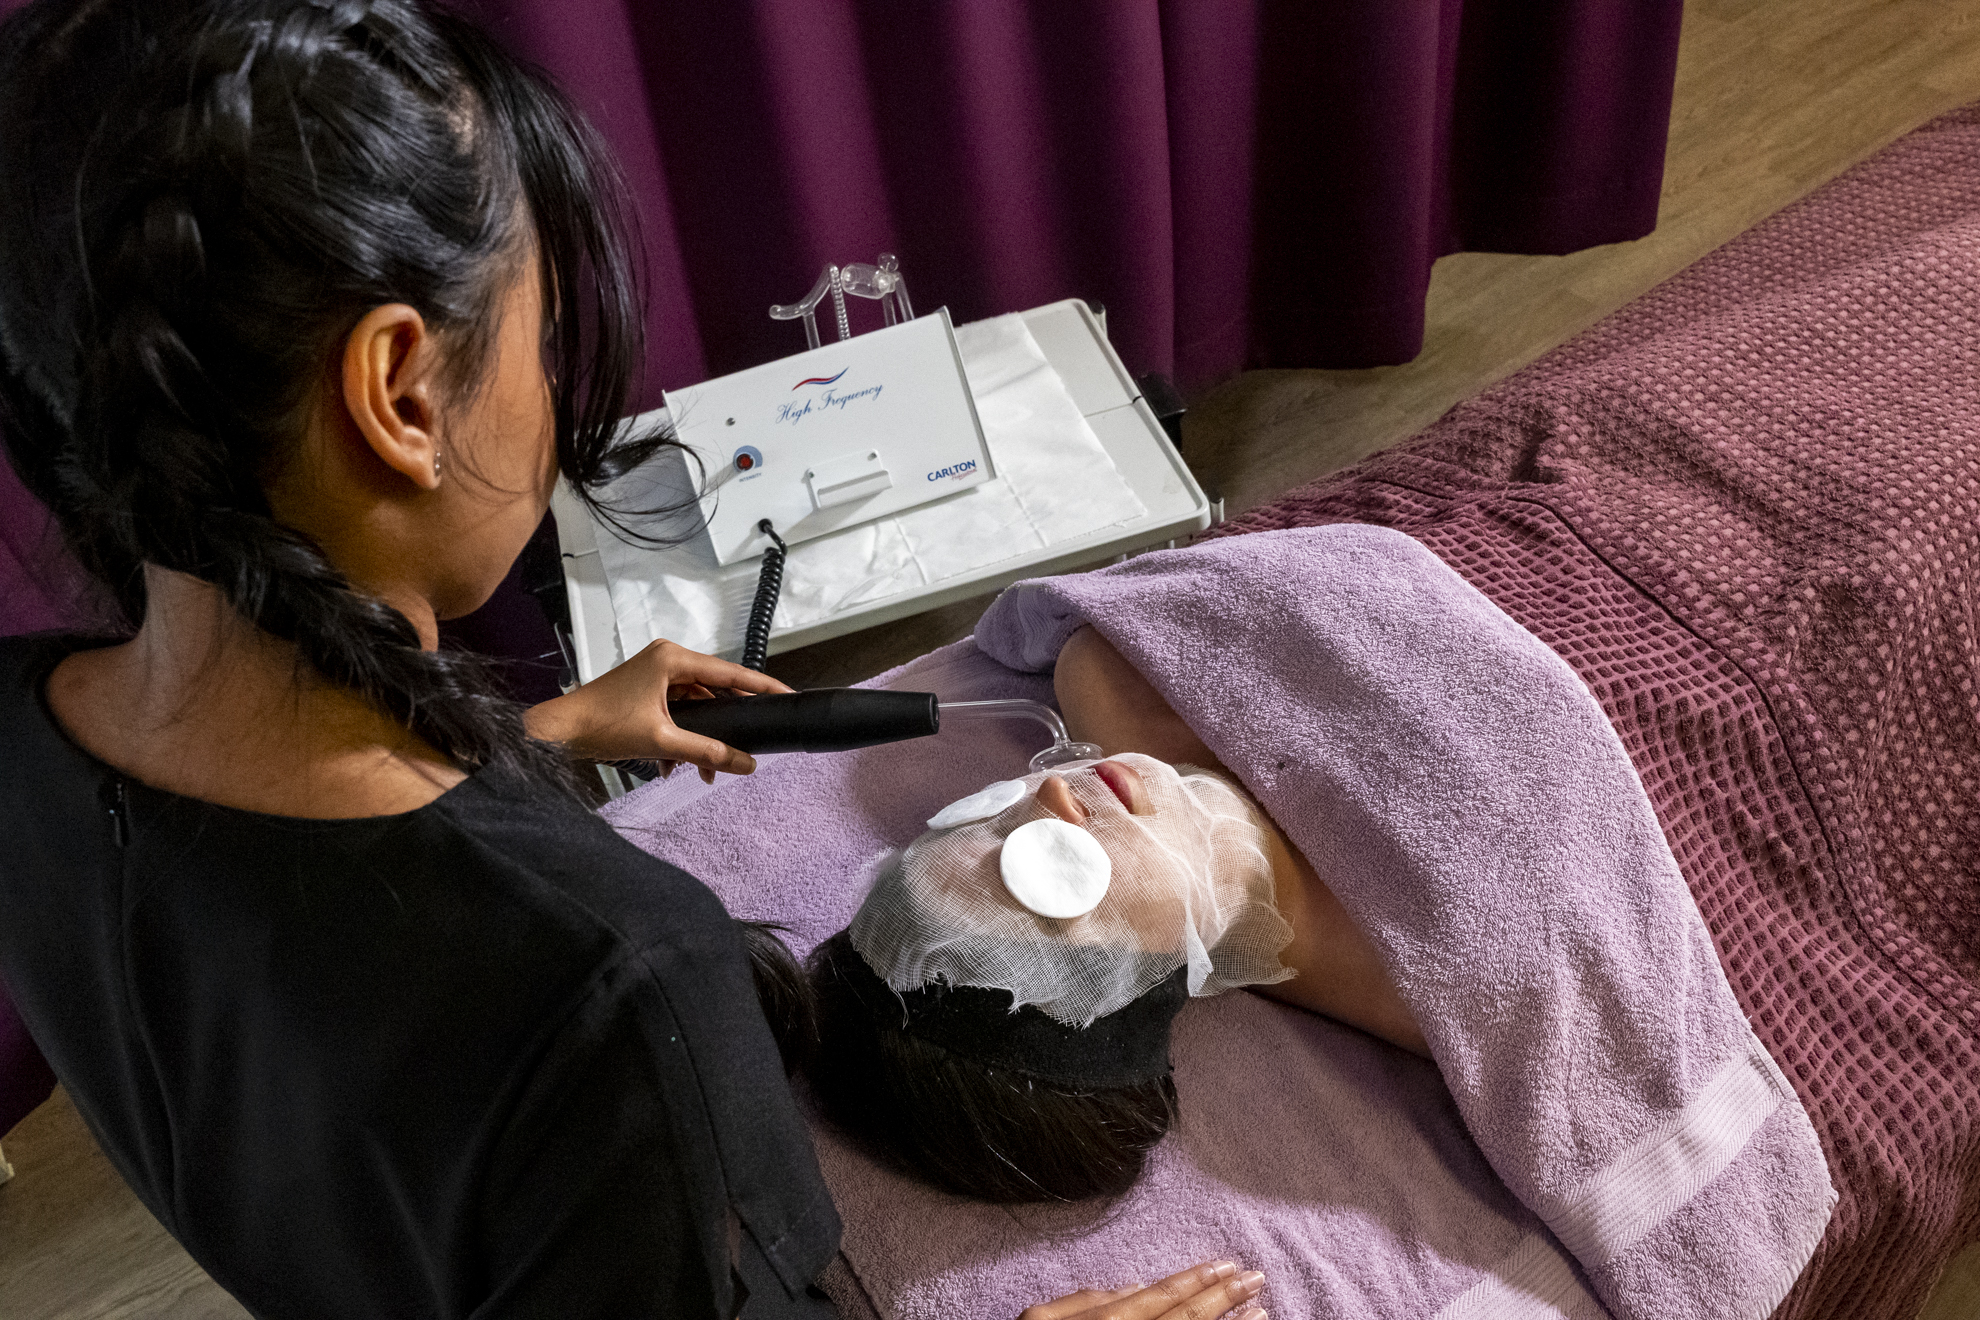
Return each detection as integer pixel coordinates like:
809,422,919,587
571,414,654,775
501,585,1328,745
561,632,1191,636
1054,626,1429,1058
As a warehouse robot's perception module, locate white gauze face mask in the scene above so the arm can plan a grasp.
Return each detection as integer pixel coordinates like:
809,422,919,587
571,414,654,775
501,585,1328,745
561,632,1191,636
849,753,1296,1028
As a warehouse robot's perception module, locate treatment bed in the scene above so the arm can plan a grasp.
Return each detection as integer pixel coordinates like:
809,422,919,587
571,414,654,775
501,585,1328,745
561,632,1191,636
609,103,1980,1319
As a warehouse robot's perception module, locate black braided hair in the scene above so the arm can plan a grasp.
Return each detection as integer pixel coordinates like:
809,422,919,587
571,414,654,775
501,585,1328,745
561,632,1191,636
0,0,679,785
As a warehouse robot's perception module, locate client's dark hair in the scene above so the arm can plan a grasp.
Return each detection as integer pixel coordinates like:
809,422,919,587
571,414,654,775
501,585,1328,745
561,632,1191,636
785,931,1180,1204
0,0,679,786
739,920,818,1077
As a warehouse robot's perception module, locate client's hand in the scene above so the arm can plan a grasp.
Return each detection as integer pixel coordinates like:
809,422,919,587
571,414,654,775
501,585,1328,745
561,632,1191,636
523,639,791,780
1021,1261,1266,1320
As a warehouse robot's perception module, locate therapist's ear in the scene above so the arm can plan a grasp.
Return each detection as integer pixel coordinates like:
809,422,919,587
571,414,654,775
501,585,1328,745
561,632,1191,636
341,303,443,492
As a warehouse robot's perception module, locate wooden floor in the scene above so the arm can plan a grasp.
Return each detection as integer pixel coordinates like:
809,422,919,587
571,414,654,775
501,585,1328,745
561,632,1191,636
6,0,1980,1313
0,1095,248,1318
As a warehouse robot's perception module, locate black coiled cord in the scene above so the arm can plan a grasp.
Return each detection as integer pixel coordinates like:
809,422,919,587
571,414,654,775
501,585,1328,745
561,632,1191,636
741,519,787,672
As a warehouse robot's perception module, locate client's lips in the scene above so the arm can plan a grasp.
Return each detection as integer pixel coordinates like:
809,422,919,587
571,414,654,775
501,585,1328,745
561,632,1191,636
1091,759,1144,813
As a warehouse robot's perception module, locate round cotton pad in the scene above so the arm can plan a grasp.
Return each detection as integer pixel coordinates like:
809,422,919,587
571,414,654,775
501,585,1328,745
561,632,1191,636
1000,818,1112,919
927,779,1028,830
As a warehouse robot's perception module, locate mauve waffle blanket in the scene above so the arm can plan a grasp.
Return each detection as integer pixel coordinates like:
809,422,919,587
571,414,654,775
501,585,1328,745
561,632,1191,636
1213,104,1980,1317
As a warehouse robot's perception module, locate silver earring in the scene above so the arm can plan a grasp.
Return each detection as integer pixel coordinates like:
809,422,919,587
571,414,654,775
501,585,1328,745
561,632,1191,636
433,449,441,479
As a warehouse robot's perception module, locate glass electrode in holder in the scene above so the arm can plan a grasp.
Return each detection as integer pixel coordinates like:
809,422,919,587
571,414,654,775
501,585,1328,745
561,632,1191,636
768,253,912,349
937,698,1104,772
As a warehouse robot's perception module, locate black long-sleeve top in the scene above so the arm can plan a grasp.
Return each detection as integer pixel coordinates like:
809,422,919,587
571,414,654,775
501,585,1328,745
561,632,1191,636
0,634,839,1318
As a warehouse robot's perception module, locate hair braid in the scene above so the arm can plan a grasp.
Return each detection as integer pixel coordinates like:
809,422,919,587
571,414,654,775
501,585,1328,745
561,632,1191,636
108,11,541,777
1,0,665,787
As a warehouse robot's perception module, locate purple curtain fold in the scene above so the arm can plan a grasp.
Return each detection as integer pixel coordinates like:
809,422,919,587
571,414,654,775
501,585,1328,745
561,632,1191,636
455,0,1682,391
0,461,65,1133
0,456,88,636
0,974,56,1137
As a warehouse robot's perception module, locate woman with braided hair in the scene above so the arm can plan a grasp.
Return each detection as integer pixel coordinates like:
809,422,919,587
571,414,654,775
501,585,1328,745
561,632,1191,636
0,2,1274,1318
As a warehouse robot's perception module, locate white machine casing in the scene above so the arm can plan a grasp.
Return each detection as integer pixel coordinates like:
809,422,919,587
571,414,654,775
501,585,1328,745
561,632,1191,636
553,299,1214,693
664,308,993,565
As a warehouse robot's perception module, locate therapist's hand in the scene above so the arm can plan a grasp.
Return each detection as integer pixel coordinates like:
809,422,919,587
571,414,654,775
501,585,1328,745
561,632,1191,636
1020,1261,1266,1320
524,639,791,780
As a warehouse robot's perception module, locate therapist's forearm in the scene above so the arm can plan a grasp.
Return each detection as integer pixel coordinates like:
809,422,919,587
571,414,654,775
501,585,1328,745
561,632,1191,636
522,693,580,746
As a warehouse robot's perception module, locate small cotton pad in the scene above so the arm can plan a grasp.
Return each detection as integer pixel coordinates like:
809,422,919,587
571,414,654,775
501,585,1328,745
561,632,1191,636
927,778,1028,830
1000,818,1112,919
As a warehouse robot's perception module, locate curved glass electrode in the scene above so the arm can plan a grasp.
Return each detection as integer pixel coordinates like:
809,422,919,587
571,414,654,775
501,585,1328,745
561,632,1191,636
938,699,1105,773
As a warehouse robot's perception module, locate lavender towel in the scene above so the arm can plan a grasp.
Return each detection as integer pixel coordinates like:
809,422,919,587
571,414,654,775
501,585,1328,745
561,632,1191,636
606,525,1833,1319
975,526,1835,1320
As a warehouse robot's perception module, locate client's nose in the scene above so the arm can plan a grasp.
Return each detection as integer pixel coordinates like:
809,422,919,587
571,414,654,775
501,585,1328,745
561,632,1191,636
1034,775,1087,824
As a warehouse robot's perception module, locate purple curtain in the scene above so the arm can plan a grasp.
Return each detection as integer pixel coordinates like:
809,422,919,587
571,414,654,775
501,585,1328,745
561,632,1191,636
0,976,56,1137
451,0,1683,392
0,0,1685,390
0,460,64,1133
0,459,88,636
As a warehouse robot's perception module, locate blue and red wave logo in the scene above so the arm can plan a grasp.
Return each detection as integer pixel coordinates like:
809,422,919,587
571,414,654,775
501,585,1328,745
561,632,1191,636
791,368,848,390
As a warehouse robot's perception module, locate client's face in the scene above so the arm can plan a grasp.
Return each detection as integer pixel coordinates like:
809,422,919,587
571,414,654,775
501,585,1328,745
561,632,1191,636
1035,758,1151,824
853,753,1293,1026
906,754,1267,932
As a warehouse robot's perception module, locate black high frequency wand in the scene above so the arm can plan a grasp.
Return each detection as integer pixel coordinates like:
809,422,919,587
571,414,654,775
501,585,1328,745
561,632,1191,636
667,690,1101,768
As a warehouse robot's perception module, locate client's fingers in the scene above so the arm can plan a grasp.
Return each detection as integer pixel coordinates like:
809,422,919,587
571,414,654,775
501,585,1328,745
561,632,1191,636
1016,1288,1122,1320
1017,1263,1260,1320
1125,1262,1264,1320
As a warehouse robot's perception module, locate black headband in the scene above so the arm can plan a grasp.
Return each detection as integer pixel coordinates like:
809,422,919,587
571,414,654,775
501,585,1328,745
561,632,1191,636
831,939,1188,1089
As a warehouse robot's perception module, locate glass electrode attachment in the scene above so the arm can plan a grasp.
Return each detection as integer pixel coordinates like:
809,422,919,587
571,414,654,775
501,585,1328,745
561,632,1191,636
935,698,1104,772
768,253,913,349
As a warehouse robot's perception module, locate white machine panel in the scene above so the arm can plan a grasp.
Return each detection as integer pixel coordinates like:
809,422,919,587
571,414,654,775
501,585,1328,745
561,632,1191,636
666,308,992,565
556,300,1213,683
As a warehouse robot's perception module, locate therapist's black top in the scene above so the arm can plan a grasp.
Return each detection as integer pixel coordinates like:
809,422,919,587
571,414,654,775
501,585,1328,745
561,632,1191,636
0,635,840,1319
